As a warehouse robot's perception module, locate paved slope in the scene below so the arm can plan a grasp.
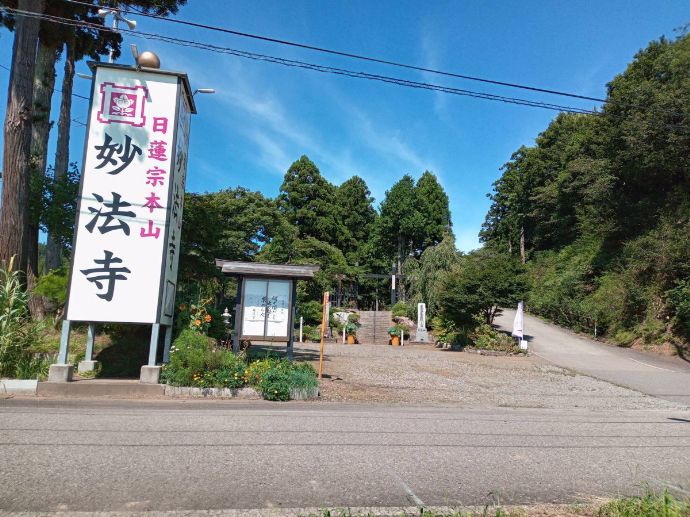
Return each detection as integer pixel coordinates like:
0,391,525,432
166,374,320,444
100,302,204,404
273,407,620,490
0,399,689,513
495,309,690,405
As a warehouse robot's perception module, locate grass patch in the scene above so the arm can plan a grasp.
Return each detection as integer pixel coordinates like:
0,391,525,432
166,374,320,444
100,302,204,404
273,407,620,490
597,490,690,517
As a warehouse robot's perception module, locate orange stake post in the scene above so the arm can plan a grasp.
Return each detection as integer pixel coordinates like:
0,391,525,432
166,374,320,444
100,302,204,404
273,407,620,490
318,291,329,379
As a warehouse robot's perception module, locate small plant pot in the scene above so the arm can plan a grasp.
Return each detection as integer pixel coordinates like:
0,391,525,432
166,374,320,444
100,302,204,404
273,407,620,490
346,334,356,345
390,335,400,346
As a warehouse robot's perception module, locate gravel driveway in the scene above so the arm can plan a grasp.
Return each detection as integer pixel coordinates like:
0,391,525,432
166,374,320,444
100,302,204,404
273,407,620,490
282,342,685,410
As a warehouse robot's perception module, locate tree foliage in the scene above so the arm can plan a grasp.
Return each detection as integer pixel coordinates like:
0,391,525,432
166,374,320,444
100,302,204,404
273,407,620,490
437,248,526,328
480,33,690,349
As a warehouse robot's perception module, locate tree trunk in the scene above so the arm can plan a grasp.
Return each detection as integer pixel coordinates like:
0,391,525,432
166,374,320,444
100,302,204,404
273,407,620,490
519,225,526,264
27,41,59,318
46,39,75,272
0,0,45,273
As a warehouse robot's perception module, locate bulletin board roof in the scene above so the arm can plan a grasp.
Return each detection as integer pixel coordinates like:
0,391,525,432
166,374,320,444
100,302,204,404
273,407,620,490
87,61,197,114
215,260,320,279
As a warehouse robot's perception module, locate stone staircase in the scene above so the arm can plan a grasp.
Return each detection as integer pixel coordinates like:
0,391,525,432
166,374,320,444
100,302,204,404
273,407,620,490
356,310,394,345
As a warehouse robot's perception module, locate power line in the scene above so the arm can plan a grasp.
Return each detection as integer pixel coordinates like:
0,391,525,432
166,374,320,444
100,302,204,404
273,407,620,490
0,62,90,100
2,7,598,116
61,0,690,122
62,0,608,104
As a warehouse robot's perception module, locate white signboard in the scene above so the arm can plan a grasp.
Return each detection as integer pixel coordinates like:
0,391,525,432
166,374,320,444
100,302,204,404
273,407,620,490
66,65,191,324
241,279,291,338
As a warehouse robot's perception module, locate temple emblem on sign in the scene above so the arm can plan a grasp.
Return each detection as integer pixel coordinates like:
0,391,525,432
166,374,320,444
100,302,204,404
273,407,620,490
97,82,148,127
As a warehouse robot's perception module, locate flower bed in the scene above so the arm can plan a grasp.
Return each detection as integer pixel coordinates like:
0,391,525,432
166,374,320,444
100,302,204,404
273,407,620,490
161,330,319,401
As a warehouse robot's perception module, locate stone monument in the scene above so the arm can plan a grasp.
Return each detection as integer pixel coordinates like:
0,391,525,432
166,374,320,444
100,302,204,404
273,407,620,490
414,303,429,342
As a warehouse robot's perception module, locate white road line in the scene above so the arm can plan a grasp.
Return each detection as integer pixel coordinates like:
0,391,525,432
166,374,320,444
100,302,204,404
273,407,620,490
629,358,677,373
396,476,425,507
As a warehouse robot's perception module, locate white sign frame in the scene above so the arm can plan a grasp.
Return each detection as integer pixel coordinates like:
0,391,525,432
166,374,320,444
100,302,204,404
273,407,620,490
65,63,193,325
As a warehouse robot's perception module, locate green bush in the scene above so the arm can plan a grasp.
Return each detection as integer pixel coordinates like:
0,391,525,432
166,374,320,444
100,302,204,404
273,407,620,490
259,368,291,401
667,279,690,339
34,267,68,309
161,329,318,400
244,357,278,386
14,354,51,380
344,322,357,336
470,318,521,353
347,312,360,324
301,324,321,342
387,323,410,339
0,259,46,378
297,300,323,325
391,301,411,318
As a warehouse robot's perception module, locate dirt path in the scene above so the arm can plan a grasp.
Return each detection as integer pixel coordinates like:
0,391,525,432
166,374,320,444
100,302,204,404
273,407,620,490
285,341,685,410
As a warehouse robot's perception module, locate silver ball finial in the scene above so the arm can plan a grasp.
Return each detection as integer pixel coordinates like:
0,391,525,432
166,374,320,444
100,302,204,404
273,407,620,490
137,51,160,69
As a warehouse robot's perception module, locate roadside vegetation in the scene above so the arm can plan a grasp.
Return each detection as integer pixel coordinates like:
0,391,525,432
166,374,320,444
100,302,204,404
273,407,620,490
479,33,690,356
161,308,318,401
311,490,690,516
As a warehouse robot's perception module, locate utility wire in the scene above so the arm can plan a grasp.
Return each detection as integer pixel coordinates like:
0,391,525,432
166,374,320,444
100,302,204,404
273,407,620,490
2,7,598,116
0,62,90,100
60,0,690,121
61,0,608,104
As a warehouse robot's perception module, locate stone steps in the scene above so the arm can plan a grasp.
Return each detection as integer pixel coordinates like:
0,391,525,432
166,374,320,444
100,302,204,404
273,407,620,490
356,310,394,345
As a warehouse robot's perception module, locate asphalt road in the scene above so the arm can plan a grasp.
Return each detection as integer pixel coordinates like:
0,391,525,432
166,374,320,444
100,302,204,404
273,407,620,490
494,309,690,406
0,399,689,513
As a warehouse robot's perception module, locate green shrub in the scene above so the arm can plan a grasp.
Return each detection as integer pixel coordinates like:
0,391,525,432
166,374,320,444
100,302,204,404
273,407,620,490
287,362,319,391
161,329,318,400
162,329,215,386
347,312,360,324
0,259,46,378
344,322,357,336
13,354,51,380
259,368,291,401
667,279,690,339
34,267,68,309
470,318,521,353
387,323,410,338
297,300,323,325
244,357,278,386
301,324,321,342
391,301,411,318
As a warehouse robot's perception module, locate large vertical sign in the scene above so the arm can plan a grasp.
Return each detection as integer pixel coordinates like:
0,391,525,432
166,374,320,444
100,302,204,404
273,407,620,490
66,65,192,324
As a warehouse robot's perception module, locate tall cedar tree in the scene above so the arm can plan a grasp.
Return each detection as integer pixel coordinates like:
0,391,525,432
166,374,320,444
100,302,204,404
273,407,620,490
0,0,44,273
278,155,342,246
336,175,376,263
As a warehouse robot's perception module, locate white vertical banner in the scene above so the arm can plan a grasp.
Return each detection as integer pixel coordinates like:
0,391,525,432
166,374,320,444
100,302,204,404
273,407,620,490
66,64,192,324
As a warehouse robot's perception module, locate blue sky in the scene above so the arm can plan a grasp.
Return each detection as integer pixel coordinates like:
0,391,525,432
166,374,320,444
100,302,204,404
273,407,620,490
0,1,687,251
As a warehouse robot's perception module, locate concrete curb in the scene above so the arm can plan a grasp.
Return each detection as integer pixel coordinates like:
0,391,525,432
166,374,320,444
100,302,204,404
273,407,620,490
164,385,320,400
164,386,261,399
0,379,38,395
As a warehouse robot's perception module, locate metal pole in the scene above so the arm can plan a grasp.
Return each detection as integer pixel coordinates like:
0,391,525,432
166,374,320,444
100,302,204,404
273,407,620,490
162,325,173,363
318,292,328,379
287,280,297,361
299,316,303,343
232,279,243,354
57,320,71,364
108,12,118,63
85,323,96,361
148,323,160,366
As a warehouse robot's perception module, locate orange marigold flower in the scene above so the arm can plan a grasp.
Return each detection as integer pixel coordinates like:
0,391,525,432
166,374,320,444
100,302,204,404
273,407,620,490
179,303,186,311
195,319,201,326
204,314,212,323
